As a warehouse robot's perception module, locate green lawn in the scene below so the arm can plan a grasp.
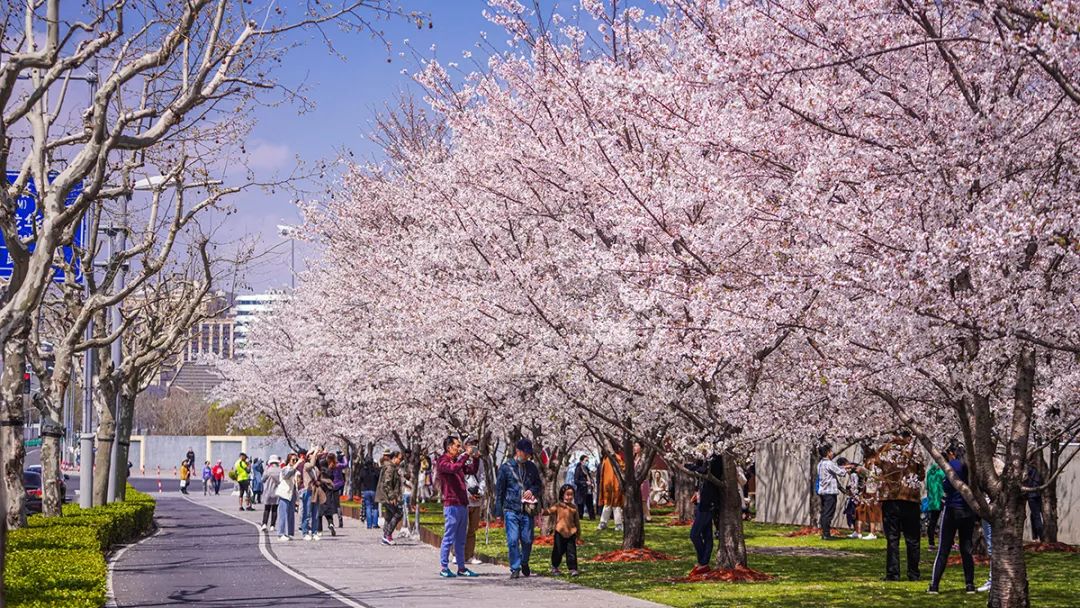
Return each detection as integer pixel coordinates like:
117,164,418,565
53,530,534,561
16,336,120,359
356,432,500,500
417,503,1079,608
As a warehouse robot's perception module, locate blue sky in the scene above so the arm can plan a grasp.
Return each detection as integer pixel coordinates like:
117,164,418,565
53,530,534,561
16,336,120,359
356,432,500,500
233,1,555,292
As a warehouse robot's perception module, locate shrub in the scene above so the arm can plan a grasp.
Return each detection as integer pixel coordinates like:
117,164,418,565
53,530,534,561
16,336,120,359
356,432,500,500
5,485,156,608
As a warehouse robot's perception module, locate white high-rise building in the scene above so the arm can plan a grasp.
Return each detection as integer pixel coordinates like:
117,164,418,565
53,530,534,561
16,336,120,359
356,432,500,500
233,291,288,350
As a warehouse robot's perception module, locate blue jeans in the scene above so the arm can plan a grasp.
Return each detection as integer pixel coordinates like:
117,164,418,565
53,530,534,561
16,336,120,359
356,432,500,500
504,510,534,572
300,490,321,535
441,505,468,571
982,519,993,582
362,490,378,528
277,499,296,537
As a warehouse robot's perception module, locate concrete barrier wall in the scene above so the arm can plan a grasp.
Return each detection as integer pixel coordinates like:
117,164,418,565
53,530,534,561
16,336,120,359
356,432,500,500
755,441,1080,544
130,435,295,477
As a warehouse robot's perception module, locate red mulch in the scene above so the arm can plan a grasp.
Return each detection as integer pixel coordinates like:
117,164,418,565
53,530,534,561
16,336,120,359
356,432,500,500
669,565,774,583
784,526,824,537
478,519,504,529
1025,541,1079,553
591,548,677,562
534,535,586,546
665,519,693,527
947,553,991,566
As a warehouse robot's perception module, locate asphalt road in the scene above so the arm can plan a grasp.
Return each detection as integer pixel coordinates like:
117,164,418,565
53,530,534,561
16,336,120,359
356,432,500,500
111,481,349,608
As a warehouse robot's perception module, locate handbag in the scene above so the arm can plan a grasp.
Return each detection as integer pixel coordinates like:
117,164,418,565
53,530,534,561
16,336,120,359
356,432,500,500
275,477,292,500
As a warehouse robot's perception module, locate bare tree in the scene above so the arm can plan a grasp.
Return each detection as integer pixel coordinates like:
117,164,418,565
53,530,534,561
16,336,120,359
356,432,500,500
1,0,414,528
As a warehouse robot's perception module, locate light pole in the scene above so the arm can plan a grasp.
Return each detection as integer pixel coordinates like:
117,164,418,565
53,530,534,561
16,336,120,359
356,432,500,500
276,224,298,290
83,175,163,506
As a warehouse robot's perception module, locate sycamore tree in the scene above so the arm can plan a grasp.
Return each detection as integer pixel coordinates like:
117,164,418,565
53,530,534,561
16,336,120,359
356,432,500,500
1,0,418,529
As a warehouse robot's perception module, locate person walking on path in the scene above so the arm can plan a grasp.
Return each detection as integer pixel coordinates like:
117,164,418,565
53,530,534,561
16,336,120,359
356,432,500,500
317,452,338,537
252,458,265,504
925,461,946,549
359,458,381,529
928,445,977,595
689,455,724,574
301,449,326,541
179,461,191,494
377,451,405,545
546,484,581,577
435,436,481,578
234,453,254,511
876,430,925,581
277,453,300,541
201,461,212,496
185,447,196,472
464,438,486,565
573,456,595,520
597,452,624,531
495,438,543,579
211,460,224,495
816,444,851,540
260,455,282,532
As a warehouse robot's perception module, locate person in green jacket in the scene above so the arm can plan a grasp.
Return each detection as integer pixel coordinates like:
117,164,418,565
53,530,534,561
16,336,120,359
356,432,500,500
925,462,945,548
235,453,253,512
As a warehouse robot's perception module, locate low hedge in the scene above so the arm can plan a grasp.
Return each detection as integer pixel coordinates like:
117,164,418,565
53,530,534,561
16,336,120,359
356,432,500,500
4,485,156,608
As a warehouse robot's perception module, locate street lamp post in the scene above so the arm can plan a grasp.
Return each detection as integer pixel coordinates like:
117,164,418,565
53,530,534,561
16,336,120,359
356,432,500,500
276,224,298,290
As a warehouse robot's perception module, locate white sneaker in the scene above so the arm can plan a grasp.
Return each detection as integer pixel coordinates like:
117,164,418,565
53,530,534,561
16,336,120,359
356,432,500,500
977,580,992,593
303,534,312,541
848,531,860,539
615,525,624,532
861,533,878,540
468,558,483,565
313,533,322,541
259,524,267,532
278,535,290,542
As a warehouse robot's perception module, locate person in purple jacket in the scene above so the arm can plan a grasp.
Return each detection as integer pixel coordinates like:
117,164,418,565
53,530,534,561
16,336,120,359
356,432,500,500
332,451,348,527
436,436,481,578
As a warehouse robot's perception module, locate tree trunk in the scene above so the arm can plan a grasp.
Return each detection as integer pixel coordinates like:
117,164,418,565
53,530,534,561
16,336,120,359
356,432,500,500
2,335,29,528
808,447,820,527
112,388,137,501
40,429,64,515
671,466,696,521
539,462,561,536
714,453,748,569
988,495,1031,608
1041,445,1058,543
620,438,645,550
91,380,117,507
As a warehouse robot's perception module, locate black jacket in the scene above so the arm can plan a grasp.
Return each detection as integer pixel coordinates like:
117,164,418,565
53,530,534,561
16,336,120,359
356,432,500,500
690,455,724,511
358,464,380,493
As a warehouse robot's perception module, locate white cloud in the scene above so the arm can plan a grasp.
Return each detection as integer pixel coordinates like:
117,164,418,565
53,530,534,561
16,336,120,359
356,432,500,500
246,140,293,171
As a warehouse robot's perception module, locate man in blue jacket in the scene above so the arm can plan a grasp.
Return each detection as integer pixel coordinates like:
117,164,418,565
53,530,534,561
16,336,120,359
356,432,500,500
495,438,543,579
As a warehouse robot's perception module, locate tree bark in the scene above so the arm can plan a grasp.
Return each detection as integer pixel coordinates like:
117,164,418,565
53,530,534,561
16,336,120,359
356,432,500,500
1041,445,1058,543
2,335,28,528
39,429,64,514
808,447,820,527
620,438,645,550
989,494,1031,608
671,466,695,521
714,453,748,569
91,375,117,507
112,386,137,501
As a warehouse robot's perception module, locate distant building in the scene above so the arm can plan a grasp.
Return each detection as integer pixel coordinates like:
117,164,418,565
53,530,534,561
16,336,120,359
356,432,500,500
233,291,288,350
161,290,285,397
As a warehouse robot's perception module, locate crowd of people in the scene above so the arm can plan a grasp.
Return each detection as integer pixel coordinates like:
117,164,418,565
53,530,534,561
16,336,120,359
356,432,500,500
171,432,1045,592
814,430,1048,595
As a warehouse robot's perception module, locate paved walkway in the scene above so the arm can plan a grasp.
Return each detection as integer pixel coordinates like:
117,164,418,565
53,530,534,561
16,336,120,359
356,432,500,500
114,487,664,608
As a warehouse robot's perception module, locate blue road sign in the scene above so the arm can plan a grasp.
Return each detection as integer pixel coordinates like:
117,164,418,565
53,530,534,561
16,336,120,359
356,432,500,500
2,171,84,284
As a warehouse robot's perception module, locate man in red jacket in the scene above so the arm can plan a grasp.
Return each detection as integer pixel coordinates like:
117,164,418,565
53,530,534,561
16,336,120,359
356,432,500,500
436,436,480,578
